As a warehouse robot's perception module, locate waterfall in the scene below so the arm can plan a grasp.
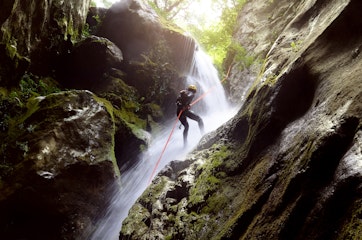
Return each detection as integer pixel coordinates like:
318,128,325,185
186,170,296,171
187,49,229,115
88,48,237,240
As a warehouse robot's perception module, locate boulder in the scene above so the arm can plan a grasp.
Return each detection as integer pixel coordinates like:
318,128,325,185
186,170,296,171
0,90,120,239
59,35,124,90
86,6,108,35
98,0,195,72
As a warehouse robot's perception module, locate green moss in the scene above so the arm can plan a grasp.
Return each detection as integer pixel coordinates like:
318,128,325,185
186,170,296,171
337,200,362,239
115,108,146,131
264,73,278,85
0,88,7,96
2,33,30,69
201,191,228,214
2,32,21,60
213,153,276,239
6,95,39,136
140,176,169,206
67,16,75,38
93,95,120,176
0,94,42,169
290,40,302,52
188,145,231,209
121,203,151,236
98,75,149,132
82,23,91,38
164,235,173,240
7,43,17,59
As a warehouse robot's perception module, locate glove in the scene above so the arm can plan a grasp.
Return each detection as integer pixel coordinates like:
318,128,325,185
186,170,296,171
183,105,190,111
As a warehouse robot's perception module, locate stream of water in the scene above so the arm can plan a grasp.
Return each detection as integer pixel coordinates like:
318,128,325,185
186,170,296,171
89,49,237,240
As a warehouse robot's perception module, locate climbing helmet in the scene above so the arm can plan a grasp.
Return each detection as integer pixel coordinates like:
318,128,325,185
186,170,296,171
188,84,197,92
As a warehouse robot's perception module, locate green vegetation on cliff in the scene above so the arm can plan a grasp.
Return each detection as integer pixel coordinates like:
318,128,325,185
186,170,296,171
139,0,250,70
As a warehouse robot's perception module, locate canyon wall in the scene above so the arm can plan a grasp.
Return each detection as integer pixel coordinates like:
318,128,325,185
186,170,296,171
121,0,362,239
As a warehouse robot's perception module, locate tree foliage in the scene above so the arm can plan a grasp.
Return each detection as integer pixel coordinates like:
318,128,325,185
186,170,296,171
147,0,248,71
198,0,248,70
187,2,237,69
147,0,192,20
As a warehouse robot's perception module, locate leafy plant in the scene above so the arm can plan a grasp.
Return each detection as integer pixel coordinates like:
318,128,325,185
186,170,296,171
19,74,60,99
229,41,255,70
144,0,248,71
82,23,91,38
0,73,60,135
290,40,302,52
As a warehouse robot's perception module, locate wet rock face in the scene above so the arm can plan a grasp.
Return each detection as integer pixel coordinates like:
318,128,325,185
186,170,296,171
0,0,90,82
121,0,362,239
0,90,120,239
98,0,163,61
98,0,194,68
226,0,322,103
1,0,90,49
72,0,196,118
59,35,124,89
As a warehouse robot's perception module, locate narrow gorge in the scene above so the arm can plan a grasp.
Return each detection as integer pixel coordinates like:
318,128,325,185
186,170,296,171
0,0,361,240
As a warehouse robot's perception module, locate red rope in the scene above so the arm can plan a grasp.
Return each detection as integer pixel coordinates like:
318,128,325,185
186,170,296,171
190,86,215,107
147,109,183,185
147,65,232,184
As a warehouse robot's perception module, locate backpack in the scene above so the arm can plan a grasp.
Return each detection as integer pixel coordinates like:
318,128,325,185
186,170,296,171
177,90,189,106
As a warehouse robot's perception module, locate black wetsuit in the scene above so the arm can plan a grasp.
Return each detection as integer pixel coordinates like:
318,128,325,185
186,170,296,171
176,89,204,145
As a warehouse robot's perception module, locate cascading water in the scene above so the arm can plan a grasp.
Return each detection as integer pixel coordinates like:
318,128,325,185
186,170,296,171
88,48,237,240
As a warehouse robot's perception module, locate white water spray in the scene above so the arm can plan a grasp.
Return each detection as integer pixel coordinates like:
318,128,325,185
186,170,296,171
188,49,229,114
88,49,237,240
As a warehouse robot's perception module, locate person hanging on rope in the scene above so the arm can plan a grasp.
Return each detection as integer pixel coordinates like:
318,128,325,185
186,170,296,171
176,84,204,146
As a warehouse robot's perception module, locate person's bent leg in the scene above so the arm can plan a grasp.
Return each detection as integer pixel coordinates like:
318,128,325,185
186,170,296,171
186,111,204,134
179,114,189,146
199,118,204,134
183,121,189,146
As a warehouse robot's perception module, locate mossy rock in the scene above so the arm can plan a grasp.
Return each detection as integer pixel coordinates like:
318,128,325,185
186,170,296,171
0,90,120,239
58,36,123,90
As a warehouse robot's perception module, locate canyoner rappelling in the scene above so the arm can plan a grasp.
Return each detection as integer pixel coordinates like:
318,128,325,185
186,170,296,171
148,66,232,184
176,84,205,147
